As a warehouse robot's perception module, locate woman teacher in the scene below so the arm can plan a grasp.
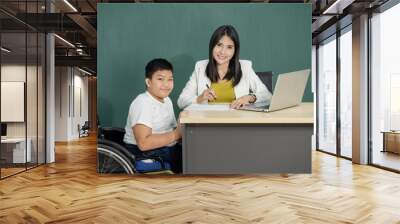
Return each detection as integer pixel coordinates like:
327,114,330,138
177,25,272,109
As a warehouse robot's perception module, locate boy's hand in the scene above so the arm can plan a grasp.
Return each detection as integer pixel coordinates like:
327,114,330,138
173,113,182,140
174,124,182,140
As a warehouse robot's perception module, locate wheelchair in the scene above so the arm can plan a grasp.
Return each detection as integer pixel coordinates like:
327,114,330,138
97,127,174,174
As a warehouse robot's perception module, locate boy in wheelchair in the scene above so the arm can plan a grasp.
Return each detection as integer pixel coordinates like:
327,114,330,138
123,58,182,173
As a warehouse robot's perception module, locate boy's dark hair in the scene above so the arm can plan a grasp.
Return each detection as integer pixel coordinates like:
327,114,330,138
145,58,173,79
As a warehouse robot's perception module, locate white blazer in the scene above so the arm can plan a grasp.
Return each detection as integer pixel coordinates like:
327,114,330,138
177,59,272,109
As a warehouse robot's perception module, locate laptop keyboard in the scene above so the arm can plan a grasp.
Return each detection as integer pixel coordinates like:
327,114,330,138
239,104,270,112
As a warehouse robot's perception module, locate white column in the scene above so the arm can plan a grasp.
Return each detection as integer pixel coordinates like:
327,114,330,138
45,1,55,163
352,14,369,164
46,33,55,163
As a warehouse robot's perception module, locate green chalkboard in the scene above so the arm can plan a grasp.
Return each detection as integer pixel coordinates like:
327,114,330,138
98,3,312,127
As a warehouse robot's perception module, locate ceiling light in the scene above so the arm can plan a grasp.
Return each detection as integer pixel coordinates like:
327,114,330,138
1,47,11,53
54,34,75,48
323,0,342,14
322,0,354,15
78,67,92,76
63,0,78,12
76,48,85,55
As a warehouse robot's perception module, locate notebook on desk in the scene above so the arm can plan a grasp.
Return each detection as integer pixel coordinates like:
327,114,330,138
238,69,310,113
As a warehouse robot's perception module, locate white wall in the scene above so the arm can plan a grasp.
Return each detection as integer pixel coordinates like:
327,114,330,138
1,63,46,164
55,67,89,141
71,72,89,139
55,67,69,141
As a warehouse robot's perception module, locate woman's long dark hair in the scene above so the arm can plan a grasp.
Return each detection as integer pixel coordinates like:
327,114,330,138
206,25,242,86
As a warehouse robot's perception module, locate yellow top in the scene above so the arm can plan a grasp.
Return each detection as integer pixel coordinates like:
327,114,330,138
210,80,236,103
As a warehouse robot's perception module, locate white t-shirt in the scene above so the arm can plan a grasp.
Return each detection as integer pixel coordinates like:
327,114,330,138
123,91,177,146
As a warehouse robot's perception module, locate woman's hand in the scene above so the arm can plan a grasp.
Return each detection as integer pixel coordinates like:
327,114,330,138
197,89,217,103
230,95,256,109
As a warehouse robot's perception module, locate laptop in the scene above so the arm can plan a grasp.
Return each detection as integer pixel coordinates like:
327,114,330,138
238,69,310,112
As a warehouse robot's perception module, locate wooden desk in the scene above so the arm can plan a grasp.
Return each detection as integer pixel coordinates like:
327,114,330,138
382,131,400,154
180,103,314,174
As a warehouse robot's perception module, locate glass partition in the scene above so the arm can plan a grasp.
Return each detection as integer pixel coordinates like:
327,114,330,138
0,1,46,179
1,30,28,177
27,30,38,169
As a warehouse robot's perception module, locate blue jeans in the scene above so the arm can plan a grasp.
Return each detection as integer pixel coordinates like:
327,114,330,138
125,143,182,173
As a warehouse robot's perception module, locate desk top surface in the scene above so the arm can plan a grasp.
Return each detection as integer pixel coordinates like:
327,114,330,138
381,131,400,134
180,102,313,124
1,138,28,143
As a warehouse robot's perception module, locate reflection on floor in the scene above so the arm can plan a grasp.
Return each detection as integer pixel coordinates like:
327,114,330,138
373,150,400,171
0,163,39,178
0,167,25,177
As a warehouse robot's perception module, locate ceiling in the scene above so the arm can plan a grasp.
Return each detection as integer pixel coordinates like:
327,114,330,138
0,0,391,75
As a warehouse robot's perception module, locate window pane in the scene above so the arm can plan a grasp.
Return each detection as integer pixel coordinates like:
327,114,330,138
318,36,337,154
340,28,352,158
371,3,400,171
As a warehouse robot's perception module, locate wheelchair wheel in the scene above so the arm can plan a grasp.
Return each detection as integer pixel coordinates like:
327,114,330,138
97,143,135,174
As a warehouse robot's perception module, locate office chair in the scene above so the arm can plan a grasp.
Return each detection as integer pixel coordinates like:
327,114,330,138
255,71,273,94
79,121,90,138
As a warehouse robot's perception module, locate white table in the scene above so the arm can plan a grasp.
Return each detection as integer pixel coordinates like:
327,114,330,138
1,138,31,163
